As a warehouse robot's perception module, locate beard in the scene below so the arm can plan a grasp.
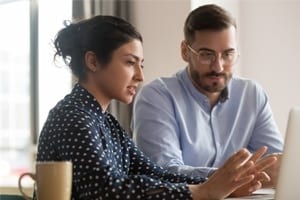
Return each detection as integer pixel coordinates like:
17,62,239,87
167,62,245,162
190,69,232,93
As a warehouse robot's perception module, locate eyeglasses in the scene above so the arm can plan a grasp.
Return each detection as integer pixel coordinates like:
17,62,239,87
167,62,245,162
186,44,239,66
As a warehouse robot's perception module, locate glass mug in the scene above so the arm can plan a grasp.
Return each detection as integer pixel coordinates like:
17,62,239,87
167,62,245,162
18,161,72,200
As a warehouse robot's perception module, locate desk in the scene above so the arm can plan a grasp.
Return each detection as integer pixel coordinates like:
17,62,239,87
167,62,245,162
0,186,33,195
0,174,33,196
226,189,275,200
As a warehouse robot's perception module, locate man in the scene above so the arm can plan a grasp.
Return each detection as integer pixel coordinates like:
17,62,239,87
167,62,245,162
132,4,283,188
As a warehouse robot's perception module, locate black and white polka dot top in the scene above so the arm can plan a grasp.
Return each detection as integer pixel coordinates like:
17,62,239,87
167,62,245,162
36,84,204,200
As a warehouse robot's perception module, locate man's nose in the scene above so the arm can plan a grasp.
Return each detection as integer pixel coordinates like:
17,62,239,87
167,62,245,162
210,55,224,72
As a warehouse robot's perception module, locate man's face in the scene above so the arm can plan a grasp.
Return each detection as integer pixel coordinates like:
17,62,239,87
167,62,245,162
182,26,238,96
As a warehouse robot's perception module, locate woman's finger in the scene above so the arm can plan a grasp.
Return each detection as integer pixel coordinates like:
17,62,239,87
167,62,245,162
250,146,268,163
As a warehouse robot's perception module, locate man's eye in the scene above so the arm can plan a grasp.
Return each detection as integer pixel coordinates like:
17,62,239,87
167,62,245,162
199,51,214,57
224,52,236,59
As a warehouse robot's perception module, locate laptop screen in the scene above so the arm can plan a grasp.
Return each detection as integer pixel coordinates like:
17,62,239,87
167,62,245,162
275,107,300,199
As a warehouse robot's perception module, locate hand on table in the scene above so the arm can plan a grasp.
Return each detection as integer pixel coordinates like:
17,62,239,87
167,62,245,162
230,146,277,197
188,146,277,200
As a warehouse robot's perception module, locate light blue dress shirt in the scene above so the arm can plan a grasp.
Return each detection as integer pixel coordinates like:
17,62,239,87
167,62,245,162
132,68,283,178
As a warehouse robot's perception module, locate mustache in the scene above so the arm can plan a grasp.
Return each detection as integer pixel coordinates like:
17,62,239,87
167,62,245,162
205,71,226,77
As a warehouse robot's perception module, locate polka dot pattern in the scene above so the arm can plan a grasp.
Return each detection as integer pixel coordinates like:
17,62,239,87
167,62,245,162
36,84,204,200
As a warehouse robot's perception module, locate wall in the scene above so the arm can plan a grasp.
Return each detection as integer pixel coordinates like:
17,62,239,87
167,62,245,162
239,0,300,136
131,0,190,84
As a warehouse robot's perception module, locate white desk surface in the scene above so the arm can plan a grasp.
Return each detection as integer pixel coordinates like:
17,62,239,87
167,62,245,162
226,188,275,200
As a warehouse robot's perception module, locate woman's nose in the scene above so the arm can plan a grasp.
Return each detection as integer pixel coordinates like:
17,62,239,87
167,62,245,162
134,65,144,82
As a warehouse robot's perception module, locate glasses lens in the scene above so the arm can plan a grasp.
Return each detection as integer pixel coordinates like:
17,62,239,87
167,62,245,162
223,52,238,65
197,50,214,65
188,44,239,65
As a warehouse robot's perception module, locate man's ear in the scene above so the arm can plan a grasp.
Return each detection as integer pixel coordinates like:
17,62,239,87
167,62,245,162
181,41,189,62
85,51,98,72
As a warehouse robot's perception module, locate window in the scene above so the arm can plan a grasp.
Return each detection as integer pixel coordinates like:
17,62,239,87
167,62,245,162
0,0,72,187
38,0,73,132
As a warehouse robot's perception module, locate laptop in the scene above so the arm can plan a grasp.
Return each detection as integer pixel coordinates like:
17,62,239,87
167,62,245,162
227,107,300,200
274,106,300,199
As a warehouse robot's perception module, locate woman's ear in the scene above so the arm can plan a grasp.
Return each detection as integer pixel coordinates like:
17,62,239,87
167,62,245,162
181,41,189,62
85,51,98,72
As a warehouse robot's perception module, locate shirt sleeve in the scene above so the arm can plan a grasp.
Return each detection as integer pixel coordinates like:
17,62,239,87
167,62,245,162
132,82,217,178
247,82,284,154
126,134,206,183
55,111,202,200
125,134,206,198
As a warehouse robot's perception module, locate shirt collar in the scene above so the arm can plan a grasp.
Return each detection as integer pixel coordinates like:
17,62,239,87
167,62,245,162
220,86,229,102
71,83,106,116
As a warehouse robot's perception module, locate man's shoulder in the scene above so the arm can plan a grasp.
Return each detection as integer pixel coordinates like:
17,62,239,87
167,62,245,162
136,75,184,104
230,76,266,96
148,75,179,86
141,75,181,92
231,76,264,89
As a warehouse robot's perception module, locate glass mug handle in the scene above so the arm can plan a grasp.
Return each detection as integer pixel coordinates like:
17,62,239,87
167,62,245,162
18,172,35,200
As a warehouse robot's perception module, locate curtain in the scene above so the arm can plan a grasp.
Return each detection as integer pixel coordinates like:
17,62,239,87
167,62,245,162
72,0,133,136
73,0,130,20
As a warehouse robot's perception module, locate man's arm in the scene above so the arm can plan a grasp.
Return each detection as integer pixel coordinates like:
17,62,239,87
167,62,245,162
247,82,283,187
132,81,216,178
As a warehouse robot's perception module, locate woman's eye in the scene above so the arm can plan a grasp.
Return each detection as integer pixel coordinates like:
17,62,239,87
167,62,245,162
127,61,135,65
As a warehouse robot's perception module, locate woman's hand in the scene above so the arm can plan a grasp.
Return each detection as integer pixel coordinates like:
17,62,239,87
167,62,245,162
189,148,255,200
230,146,277,197
188,146,277,200
261,153,282,188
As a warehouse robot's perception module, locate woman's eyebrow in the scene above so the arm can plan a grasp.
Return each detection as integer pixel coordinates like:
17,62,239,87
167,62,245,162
124,54,144,62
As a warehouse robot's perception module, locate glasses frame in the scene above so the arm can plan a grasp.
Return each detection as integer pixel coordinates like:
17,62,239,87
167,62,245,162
186,43,239,66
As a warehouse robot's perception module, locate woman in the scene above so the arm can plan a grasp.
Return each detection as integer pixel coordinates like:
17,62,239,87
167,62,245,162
36,15,275,200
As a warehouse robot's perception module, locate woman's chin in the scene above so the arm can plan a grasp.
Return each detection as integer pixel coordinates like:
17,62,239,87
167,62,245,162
117,96,134,105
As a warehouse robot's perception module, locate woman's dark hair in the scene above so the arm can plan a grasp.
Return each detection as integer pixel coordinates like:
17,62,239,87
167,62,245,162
54,15,143,80
184,4,236,44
